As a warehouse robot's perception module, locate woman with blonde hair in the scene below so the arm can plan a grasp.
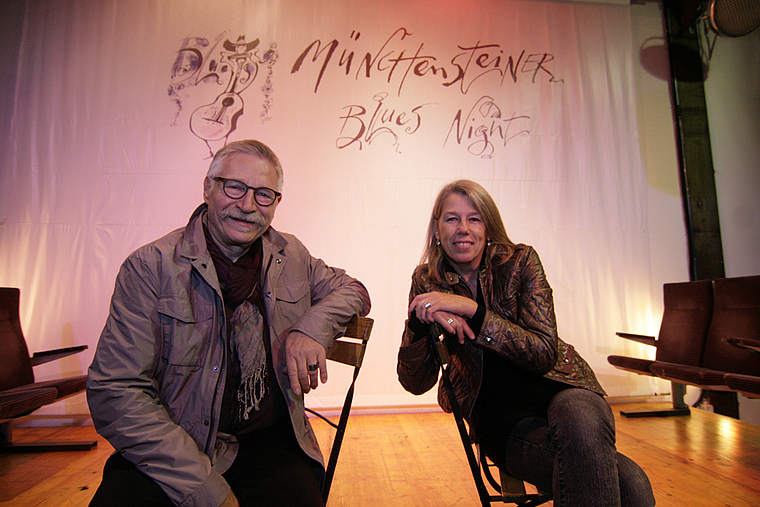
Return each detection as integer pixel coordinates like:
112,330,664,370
397,180,654,506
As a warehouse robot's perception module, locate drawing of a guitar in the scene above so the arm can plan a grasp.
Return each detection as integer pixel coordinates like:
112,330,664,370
190,37,259,143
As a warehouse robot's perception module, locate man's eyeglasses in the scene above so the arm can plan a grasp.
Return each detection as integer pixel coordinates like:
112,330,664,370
213,177,281,207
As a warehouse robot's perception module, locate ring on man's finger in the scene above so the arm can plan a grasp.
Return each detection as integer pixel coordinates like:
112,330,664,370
308,363,319,372
424,301,431,308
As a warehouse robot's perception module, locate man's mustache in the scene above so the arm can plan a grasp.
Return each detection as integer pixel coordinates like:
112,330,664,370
222,209,267,226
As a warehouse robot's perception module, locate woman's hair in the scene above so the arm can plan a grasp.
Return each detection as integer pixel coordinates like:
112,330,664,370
421,179,514,282
206,139,284,191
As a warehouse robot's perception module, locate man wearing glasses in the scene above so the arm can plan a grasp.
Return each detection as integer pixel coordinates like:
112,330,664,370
87,140,370,507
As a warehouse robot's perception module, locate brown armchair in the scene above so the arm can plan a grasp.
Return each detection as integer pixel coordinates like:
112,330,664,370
608,279,713,417
0,287,96,452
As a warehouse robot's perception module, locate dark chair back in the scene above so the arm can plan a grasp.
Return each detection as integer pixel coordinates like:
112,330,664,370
655,279,713,365
0,288,35,391
701,275,760,375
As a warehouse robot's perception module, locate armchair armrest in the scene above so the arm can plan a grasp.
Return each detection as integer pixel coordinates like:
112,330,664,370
616,332,656,347
726,337,760,354
30,345,88,367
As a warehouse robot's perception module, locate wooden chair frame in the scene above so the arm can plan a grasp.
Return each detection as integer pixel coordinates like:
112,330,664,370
305,315,373,503
428,323,552,507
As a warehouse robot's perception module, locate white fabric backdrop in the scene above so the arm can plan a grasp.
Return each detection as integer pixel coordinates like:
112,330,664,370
0,0,678,416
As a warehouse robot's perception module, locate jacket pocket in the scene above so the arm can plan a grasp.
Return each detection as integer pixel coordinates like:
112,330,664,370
157,296,214,367
274,279,310,326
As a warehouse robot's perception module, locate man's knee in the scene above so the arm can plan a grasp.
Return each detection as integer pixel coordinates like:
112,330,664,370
89,453,172,507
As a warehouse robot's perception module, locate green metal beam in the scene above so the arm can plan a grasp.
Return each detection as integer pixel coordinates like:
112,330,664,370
663,0,725,282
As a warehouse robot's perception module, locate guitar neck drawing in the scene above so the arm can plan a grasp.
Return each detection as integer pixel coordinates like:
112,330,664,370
190,37,260,150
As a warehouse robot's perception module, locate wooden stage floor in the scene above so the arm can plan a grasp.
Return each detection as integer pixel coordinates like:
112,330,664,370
2,402,760,506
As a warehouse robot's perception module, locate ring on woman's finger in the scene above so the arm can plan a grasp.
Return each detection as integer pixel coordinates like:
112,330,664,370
424,301,431,308
447,318,454,325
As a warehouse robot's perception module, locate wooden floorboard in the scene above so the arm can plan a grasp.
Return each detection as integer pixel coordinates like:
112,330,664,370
2,402,760,506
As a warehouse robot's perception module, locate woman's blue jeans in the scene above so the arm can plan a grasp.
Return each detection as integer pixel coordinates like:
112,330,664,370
499,388,655,506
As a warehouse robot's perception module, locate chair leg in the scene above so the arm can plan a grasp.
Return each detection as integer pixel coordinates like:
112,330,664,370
499,469,527,498
479,444,552,505
0,420,97,453
698,390,740,418
493,471,552,505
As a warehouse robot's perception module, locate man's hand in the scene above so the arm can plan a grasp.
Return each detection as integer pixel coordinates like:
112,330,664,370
285,331,328,395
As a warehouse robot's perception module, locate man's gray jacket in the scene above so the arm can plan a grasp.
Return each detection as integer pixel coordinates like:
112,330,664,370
87,204,371,507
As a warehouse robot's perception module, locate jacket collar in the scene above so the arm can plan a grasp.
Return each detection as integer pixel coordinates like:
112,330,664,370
441,243,504,280
178,204,208,261
441,243,516,289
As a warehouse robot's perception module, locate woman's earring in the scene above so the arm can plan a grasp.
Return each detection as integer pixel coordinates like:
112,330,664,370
436,239,441,246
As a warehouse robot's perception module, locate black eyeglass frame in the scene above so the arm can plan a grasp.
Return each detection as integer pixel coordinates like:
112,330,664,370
213,177,281,206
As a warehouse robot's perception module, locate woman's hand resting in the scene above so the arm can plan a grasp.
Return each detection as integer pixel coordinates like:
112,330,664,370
409,292,478,344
